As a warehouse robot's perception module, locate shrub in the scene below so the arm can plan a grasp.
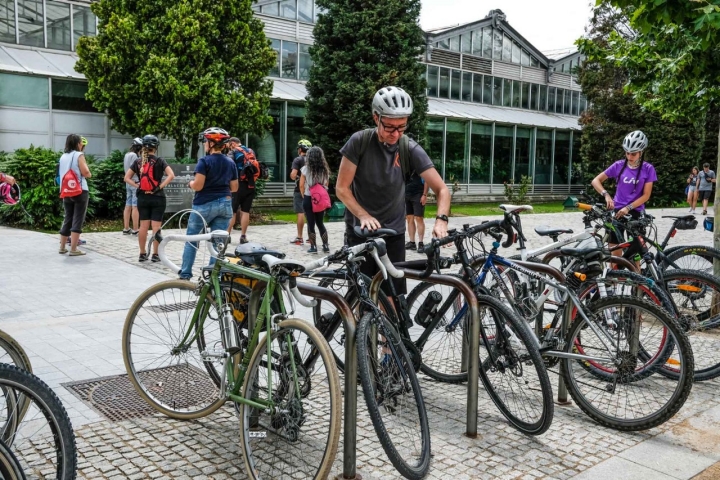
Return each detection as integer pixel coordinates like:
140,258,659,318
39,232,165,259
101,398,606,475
89,150,126,219
504,176,531,204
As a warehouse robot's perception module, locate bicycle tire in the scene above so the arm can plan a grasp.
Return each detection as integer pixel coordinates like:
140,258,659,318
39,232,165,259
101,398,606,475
123,280,225,420
0,363,77,479
357,311,431,479
663,245,720,275
562,296,694,431
477,294,554,435
0,438,25,480
239,318,341,480
0,330,34,427
661,269,720,381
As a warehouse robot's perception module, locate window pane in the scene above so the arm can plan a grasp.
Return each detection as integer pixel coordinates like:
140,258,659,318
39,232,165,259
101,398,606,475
510,79,520,108
538,85,547,111
471,30,482,56
547,86,556,113
483,75,493,104
521,82,530,109
279,0,296,19
248,102,282,181
493,125,513,184
530,56,539,68
492,28,502,60
18,0,44,47
314,4,324,22
1,0,16,43
252,4,261,13
512,42,520,64
73,5,96,48
470,122,491,183
554,131,570,185
263,3,279,16
492,76,502,105
461,71,472,102
571,134,582,184
571,90,580,116
482,27,492,58
472,74,483,103
521,49,530,66
579,94,587,115
46,1,71,51
269,39,280,77
0,73,48,108
556,89,564,114
461,33,471,53
445,120,467,183
286,104,312,181
299,44,312,81
52,79,95,111
530,84,539,110
450,69,461,100
298,0,313,22
426,118,444,173
503,78,512,107
502,34,512,62
427,65,439,97
439,67,450,98
563,88,571,114
515,127,532,181
535,129,552,185
281,41,298,79
449,36,459,52
437,38,449,50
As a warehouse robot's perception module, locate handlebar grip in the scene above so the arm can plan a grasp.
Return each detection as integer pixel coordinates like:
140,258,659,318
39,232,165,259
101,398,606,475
379,254,404,279
577,203,592,211
501,221,514,248
304,257,327,272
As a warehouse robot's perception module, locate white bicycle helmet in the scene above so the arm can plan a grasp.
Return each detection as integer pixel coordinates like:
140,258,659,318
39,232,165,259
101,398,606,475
132,137,143,147
372,86,413,118
622,130,648,153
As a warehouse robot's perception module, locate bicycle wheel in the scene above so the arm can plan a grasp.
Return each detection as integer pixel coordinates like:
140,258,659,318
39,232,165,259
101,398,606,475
662,269,720,381
239,318,341,480
123,280,225,419
356,311,431,479
562,296,694,431
477,294,554,435
0,364,77,479
405,279,469,383
663,245,720,275
0,331,32,373
0,438,25,480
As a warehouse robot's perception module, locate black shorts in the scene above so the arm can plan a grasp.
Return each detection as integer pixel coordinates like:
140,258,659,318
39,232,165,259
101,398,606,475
136,194,166,222
698,190,714,201
233,185,256,213
405,196,425,217
609,209,643,258
345,227,406,295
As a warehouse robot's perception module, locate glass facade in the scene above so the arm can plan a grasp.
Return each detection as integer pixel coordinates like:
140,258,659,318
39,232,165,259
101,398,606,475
426,119,445,175
285,103,312,181
73,5,95,48
268,38,313,81
554,131,571,185
445,120,467,183
470,123,491,183
248,101,282,181
18,0,43,47
0,0,15,43
51,79,96,112
535,129,552,184
2,0,96,49
515,127,532,181
434,25,542,68
46,1,70,51
0,72,48,108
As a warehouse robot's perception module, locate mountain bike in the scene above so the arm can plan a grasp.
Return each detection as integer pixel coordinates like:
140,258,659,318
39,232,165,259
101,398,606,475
123,230,341,480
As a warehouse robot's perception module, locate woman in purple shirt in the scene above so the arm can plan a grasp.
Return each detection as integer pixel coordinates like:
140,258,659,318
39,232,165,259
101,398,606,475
591,130,657,254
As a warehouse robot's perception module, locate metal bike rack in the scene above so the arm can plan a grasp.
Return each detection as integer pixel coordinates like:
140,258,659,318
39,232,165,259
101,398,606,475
247,281,362,480
368,266,483,438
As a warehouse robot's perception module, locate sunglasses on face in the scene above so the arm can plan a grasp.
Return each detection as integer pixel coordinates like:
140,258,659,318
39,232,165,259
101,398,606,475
379,119,409,134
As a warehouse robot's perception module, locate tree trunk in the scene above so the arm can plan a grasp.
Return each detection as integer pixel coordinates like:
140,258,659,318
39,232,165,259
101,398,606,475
190,136,199,160
174,135,187,160
715,120,720,280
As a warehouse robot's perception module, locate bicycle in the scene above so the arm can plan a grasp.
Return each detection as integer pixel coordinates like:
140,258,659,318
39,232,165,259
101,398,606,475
415,212,694,431
123,230,341,480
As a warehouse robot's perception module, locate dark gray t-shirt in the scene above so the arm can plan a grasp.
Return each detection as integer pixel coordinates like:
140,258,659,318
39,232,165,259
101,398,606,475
291,155,305,193
699,170,716,191
340,130,434,233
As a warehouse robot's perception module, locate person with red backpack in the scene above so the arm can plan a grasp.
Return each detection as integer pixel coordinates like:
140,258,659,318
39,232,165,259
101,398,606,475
227,136,260,244
124,135,175,262
58,134,92,256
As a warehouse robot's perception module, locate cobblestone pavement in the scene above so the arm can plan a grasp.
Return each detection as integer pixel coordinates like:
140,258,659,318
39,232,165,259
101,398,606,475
2,206,719,479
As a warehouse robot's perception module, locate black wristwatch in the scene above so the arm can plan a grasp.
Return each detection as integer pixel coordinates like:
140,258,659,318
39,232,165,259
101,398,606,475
435,214,449,223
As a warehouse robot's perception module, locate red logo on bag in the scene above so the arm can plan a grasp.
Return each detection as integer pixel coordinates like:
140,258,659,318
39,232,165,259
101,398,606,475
60,169,82,198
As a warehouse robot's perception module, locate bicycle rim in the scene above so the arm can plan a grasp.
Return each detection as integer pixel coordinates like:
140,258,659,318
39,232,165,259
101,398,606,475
357,312,430,479
123,280,225,419
664,246,720,276
563,297,694,430
239,319,341,480
0,438,25,480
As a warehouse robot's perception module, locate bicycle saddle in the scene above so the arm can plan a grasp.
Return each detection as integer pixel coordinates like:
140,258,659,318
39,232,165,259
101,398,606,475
559,246,608,262
262,254,306,275
534,225,573,237
234,243,285,266
353,226,398,238
499,204,534,214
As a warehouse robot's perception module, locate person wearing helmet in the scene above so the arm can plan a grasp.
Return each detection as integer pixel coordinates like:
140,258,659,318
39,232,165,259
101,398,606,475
591,130,657,255
178,127,238,280
226,136,259,244
290,139,312,245
336,86,450,294
124,135,175,262
58,134,92,256
122,138,143,235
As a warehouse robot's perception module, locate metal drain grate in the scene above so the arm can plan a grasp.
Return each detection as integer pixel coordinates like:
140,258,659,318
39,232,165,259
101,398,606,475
64,363,217,422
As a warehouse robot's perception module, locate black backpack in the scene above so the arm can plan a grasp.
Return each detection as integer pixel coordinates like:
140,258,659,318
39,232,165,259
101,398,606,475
357,128,411,181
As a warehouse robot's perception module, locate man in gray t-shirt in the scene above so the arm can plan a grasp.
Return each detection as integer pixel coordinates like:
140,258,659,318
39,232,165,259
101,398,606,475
122,138,143,234
336,86,450,293
698,162,717,215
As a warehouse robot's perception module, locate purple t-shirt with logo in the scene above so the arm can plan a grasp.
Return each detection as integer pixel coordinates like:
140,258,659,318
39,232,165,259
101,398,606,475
604,160,657,211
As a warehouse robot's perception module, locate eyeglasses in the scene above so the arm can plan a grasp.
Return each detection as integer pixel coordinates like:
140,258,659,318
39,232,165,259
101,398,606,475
379,119,409,134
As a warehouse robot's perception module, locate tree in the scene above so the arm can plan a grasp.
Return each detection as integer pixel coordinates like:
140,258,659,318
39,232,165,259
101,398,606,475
305,0,428,169
589,0,720,273
577,4,703,207
75,0,276,159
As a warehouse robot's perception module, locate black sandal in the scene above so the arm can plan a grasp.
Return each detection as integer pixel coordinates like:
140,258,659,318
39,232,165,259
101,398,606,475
151,254,160,263
139,253,148,262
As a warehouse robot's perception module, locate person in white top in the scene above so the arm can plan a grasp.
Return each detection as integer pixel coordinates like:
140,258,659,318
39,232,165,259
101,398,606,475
123,138,143,234
58,134,92,256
